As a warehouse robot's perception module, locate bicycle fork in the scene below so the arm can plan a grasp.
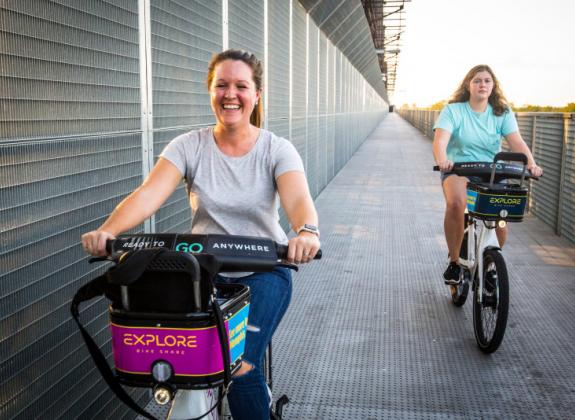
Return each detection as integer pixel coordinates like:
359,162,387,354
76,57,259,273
458,216,500,304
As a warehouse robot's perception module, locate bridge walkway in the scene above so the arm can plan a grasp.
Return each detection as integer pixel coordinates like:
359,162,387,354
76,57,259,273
272,113,575,419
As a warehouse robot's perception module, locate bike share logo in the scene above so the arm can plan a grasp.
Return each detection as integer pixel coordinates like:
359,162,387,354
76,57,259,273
210,242,270,252
489,197,522,205
175,241,270,253
175,242,204,253
122,333,198,349
123,239,166,249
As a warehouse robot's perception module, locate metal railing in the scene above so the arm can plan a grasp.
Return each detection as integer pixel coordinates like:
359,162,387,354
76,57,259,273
398,109,575,244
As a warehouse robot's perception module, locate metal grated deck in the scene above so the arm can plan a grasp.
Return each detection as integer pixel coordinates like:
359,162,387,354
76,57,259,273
272,113,575,419
141,113,575,419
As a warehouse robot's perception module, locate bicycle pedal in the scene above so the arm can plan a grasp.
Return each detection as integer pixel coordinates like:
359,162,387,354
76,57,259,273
272,394,289,419
444,279,461,286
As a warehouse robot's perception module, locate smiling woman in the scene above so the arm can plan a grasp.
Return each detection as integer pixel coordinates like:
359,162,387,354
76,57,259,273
81,49,321,420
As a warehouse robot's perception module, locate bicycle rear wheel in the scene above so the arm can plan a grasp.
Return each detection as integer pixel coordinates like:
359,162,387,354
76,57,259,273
472,249,509,353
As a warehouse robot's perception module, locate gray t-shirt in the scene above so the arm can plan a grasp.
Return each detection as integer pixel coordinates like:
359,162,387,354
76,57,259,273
160,126,305,246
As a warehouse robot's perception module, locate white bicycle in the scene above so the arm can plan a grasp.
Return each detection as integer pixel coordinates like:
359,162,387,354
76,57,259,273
72,233,320,419
434,152,539,353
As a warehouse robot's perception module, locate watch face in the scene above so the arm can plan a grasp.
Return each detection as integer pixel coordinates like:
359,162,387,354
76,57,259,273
304,224,318,232
298,224,319,236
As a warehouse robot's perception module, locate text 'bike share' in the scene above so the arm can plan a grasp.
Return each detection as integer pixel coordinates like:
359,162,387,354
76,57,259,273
71,233,321,420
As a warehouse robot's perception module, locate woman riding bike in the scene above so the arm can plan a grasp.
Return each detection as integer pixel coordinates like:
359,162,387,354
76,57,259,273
432,64,543,284
81,49,320,420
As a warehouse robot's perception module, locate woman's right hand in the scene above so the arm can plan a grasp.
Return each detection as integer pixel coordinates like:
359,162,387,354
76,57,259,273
437,159,454,172
81,230,116,256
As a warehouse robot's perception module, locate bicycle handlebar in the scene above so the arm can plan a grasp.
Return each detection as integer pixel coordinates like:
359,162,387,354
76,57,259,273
432,161,540,182
275,243,322,260
103,233,321,273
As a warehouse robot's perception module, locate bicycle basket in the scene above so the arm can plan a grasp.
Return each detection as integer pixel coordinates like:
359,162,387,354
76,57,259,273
110,282,250,389
466,182,528,222
72,249,250,391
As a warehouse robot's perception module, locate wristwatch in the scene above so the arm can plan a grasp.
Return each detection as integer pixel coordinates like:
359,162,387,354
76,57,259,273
296,224,320,237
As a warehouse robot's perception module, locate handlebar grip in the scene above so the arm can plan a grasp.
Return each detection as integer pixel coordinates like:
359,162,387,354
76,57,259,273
105,239,114,254
433,165,440,171
276,244,288,258
494,152,528,164
88,256,109,264
276,244,322,260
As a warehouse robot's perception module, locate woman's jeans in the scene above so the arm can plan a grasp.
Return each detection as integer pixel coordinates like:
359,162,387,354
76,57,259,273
217,267,293,420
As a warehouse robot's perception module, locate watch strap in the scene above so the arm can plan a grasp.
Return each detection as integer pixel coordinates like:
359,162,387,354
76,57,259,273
296,224,320,237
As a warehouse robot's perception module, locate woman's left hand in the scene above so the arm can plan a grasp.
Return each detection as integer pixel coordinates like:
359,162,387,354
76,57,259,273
287,233,321,264
528,163,543,178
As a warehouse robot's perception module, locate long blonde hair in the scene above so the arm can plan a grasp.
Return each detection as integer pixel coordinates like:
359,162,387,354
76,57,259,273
206,49,264,127
449,65,509,116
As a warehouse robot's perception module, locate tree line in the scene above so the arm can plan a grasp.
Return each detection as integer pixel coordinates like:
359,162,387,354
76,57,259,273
401,101,575,112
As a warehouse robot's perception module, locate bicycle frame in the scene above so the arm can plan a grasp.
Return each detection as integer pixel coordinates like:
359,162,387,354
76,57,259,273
459,210,501,304
168,342,274,419
168,388,220,420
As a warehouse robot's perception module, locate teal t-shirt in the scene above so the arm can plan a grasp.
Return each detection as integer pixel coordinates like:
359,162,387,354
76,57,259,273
433,102,518,162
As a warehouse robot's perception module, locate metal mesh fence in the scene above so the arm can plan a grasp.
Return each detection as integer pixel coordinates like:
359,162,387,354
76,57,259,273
0,1,145,419
267,0,290,141
228,0,264,60
0,1,388,418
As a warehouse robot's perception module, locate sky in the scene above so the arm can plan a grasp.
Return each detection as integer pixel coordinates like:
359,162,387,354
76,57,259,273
392,0,575,107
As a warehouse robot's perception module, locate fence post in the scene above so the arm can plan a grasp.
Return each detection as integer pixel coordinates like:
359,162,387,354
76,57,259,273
556,113,571,236
138,0,154,233
527,115,537,213
531,114,537,150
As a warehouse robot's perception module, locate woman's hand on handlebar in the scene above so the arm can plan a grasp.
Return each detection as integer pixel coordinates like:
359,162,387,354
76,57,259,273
287,233,321,264
528,163,543,178
81,230,116,257
436,159,454,172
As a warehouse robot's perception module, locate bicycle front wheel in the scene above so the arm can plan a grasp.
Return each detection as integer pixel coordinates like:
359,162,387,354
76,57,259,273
472,249,509,353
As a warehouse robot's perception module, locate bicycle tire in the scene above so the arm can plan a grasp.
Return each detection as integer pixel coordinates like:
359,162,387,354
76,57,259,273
472,249,509,353
450,269,470,307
